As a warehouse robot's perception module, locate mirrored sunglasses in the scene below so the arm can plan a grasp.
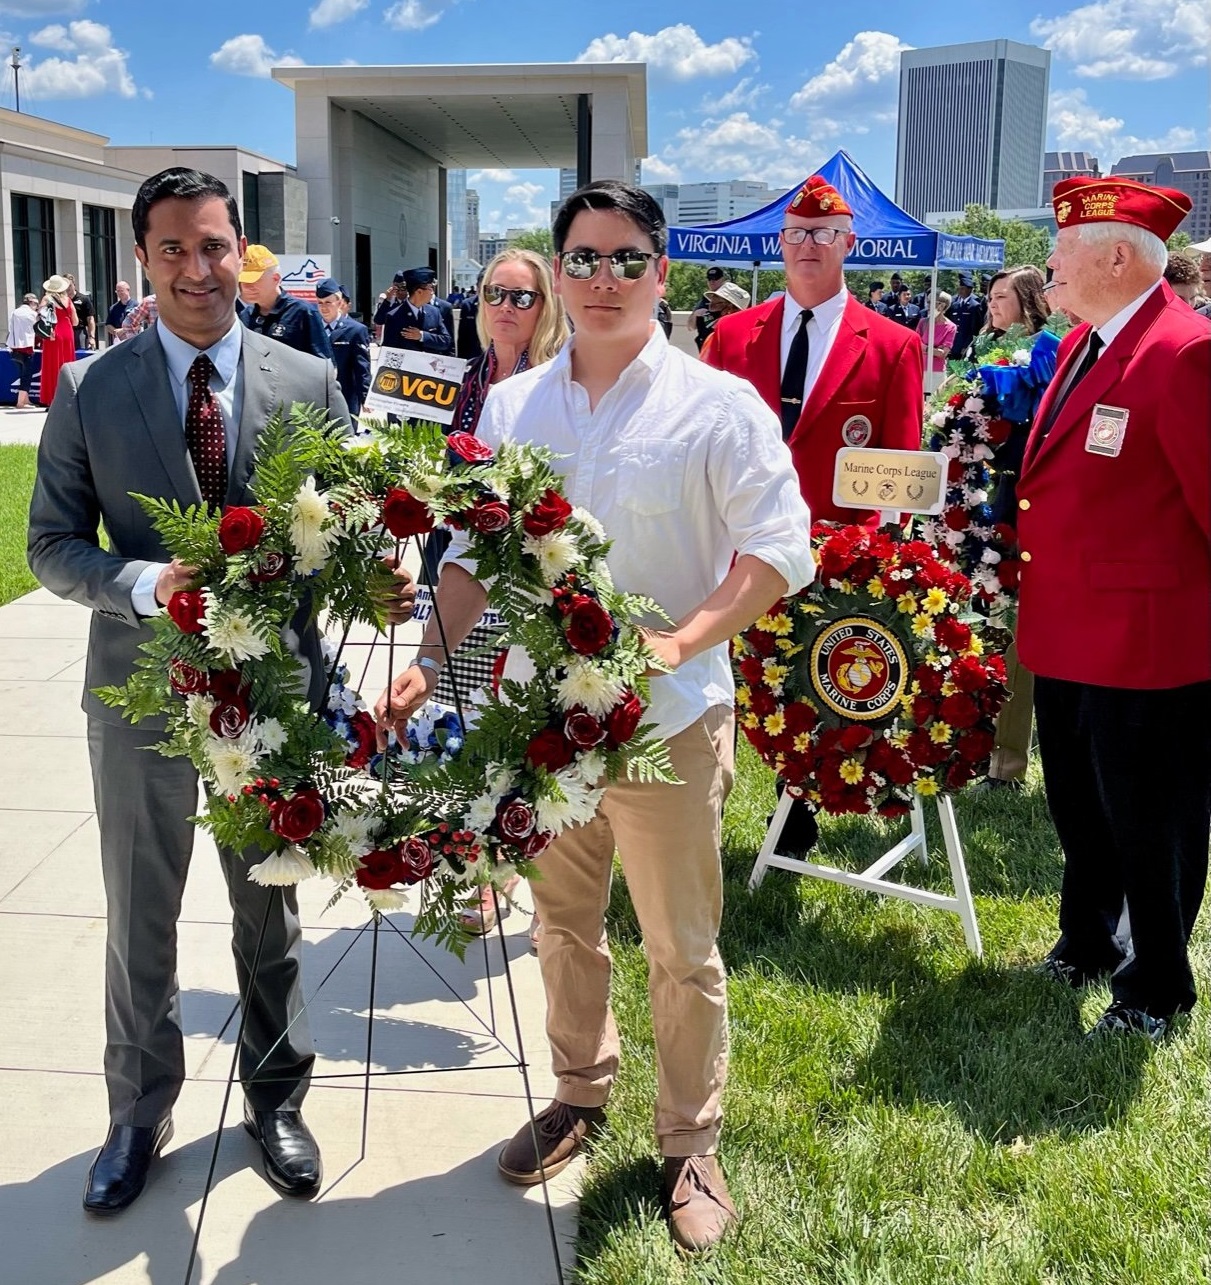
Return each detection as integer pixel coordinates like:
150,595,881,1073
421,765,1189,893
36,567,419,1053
559,249,657,281
482,284,542,309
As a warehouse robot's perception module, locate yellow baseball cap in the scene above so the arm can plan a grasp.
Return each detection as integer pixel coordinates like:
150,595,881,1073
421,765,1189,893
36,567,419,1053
238,245,279,282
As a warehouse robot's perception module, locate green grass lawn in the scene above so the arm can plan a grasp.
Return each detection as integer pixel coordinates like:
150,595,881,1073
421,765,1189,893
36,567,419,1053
573,744,1211,1284
0,443,38,606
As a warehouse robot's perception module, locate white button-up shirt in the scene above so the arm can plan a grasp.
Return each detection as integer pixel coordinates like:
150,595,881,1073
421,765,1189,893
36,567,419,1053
779,283,848,404
444,325,815,741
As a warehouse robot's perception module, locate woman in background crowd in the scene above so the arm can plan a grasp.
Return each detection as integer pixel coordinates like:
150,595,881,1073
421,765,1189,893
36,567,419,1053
917,290,956,393
37,274,77,407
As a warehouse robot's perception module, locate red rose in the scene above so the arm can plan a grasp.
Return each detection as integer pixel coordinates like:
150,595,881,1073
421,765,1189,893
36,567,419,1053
446,431,495,463
934,617,972,653
466,499,511,534
564,708,607,750
167,590,206,634
526,727,576,773
496,796,537,844
382,488,435,538
399,836,434,884
356,847,406,890
218,506,265,555
947,458,965,483
957,728,995,763
248,550,289,582
269,788,326,843
943,507,969,532
521,829,555,859
522,489,573,537
210,698,251,739
565,595,616,656
169,659,209,695
985,418,1013,446
940,693,981,729
208,669,248,701
998,560,1021,590
783,701,818,735
605,691,644,747
345,709,378,770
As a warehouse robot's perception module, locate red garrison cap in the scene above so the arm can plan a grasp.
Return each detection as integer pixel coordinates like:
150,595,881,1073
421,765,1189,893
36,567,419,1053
1052,176,1191,240
785,175,853,219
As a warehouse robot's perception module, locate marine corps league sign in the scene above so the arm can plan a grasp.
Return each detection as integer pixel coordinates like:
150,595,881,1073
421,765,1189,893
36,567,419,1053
832,447,948,516
364,349,468,424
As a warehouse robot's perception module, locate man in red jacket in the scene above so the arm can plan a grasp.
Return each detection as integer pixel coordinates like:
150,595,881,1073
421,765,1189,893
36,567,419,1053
1017,176,1211,1040
705,174,923,851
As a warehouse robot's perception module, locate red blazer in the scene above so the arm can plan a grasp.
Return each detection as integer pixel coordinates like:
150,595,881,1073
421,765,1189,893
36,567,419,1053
705,294,923,522
1016,281,1211,689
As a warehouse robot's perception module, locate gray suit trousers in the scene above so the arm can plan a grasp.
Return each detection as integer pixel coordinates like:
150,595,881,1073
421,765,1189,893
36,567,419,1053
88,717,314,1125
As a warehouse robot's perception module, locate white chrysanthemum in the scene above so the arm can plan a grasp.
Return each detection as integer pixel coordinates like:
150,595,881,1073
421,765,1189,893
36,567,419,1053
186,693,217,732
523,530,581,586
407,471,444,501
364,888,406,913
467,793,499,833
290,477,336,574
576,750,606,784
572,506,607,543
556,659,626,716
1011,348,1032,366
206,730,261,795
537,770,604,835
486,764,515,797
328,809,375,858
204,603,271,664
588,558,614,590
248,846,318,886
930,411,948,428
255,718,288,753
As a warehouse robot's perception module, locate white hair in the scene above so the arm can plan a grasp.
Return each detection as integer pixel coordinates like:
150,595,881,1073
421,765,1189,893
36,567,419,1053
1078,221,1167,275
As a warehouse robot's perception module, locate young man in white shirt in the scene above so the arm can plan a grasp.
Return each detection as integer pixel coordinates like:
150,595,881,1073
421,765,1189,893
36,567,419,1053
377,180,814,1252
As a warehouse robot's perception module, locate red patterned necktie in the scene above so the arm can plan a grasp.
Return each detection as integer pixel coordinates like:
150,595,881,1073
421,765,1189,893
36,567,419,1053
185,353,227,508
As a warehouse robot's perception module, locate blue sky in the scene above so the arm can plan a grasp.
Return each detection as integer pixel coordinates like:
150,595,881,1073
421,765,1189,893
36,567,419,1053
0,0,1205,232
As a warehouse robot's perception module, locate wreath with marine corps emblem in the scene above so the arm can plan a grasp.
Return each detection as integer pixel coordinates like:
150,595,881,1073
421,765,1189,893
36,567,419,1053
733,523,1009,818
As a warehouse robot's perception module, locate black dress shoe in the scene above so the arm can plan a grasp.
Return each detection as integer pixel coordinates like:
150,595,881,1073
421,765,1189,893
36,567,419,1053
1036,952,1118,990
83,1117,173,1215
974,776,1024,795
243,1106,322,1197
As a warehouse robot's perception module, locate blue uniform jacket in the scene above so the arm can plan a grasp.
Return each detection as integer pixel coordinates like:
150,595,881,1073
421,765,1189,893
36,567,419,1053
327,314,372,417
373,297,453,354
243,292,334,361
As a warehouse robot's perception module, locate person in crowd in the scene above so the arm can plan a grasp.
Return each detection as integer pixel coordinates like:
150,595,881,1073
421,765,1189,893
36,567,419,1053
947,272,986,357
704,174,923,857
37,274,77,407
377,180,814,1253
116,293,158,340
28,168,383,1215
886,284,919,328
655,297,673,338
432,246,569,944
1162,251,1202,307
314,277,371,419
105,281,136,345
65,274,96,351
432,283,455,347
865,281,886,314
687,265,727,350
238,246,333,361
1018,176,1210,1040
457,280,482,359
7,291,39,407
373,267,452,354
916,290,956,391
886,272,904,302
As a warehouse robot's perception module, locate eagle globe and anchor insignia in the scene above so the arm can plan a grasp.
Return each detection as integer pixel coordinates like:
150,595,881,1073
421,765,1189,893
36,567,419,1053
808,616,909,721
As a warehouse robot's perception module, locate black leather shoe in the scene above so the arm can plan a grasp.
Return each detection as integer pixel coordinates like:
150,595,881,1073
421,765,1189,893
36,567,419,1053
83,1117,173,1215
974,776,1024,795
1036,952,1117,990
243,1107,322,1197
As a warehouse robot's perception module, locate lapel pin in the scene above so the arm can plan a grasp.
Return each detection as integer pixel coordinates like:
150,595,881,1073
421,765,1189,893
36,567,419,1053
259,363,272,372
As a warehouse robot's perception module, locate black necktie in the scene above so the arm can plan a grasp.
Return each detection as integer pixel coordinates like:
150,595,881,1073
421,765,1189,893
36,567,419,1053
1041,331,1103,437
780,308,812,439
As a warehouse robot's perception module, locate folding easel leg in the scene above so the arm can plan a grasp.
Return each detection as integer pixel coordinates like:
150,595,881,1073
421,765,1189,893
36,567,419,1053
911,797,929,867
748,789,795,890
936,795,982,956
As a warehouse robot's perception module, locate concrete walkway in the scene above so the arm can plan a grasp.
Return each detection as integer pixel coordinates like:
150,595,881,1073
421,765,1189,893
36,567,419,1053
0,586,577,1284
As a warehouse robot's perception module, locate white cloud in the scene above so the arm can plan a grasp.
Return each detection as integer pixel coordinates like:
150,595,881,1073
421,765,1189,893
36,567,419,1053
701,76,769,114
1048,87,1200,162
503,180,548,226
309,0,367,28
0,0,85,14
1031,0,1208,79
577,23,756,80
20,20,141,100
469,168,516,184
659,111,825,187
641,154,681,183
209,33,304,78
788,30,910,137
385,0,445,30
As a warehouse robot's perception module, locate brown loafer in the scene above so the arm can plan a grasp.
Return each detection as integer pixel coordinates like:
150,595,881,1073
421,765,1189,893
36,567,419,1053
497,1100,605,1185
664,1154,737,1253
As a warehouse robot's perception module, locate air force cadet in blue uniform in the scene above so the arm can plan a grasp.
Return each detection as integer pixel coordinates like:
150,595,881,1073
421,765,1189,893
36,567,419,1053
373,267,452,354
314,277,370,419
238,244,333,361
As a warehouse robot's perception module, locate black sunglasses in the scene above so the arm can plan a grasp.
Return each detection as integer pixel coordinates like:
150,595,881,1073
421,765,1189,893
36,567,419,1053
482,284,542,309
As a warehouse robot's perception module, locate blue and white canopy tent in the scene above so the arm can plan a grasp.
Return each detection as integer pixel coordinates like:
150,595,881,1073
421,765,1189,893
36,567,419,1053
666,149,1006,359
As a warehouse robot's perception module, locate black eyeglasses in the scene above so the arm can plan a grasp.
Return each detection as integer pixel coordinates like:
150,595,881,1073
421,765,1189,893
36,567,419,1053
780,227,849,246
482,284,542,310
559,249,657,281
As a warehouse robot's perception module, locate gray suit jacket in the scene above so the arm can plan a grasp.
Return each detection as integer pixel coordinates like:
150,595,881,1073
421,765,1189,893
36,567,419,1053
27,323,350,726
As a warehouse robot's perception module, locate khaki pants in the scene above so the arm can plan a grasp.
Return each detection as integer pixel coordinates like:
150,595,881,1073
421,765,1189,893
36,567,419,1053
989,640,1035,782
530,704,734,1157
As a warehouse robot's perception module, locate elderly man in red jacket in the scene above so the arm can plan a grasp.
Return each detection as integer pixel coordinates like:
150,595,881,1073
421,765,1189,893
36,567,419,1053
1018,176,1211,1040
705,174,923,850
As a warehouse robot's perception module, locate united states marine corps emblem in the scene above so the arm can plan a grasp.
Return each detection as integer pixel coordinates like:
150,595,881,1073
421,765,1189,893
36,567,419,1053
841,414,873,447
809,617,908,721
1055,200,1072,225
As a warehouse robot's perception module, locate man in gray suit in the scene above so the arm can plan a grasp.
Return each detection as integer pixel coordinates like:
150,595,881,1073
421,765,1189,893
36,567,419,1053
29,169,349,1214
